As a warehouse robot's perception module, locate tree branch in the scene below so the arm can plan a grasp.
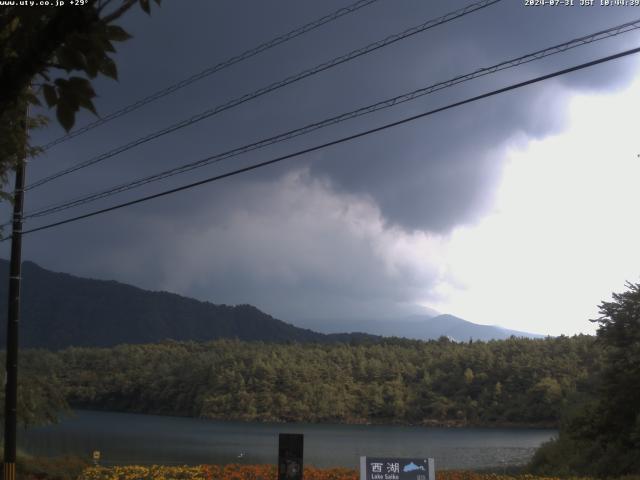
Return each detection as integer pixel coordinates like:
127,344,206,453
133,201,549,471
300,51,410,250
101,0,137,24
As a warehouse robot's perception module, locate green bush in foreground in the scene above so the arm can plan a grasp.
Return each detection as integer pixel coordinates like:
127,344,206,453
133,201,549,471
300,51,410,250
529,282,640,477
0,446,89,480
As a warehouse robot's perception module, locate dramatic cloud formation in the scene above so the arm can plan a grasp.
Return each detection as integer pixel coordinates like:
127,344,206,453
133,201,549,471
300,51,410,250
3,0,640,335
19,168,449,322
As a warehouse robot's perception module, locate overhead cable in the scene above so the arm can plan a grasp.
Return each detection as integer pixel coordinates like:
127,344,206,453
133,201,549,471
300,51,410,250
38,0,384,151
9,45,640,239
25,0,502,191
21,18,640,221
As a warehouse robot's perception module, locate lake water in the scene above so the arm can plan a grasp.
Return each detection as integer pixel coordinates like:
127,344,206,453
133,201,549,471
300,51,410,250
20,410,556,470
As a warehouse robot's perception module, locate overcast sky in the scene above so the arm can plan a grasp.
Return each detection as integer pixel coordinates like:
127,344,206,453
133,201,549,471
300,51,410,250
3,0,640,336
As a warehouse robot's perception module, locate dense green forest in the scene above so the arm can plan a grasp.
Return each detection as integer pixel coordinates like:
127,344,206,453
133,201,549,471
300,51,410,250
33,335,599,427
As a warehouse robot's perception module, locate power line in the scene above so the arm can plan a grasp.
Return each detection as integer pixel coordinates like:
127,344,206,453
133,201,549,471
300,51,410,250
25,0,502,191
20,18,640,221
9,45,640,240
37,0,384,151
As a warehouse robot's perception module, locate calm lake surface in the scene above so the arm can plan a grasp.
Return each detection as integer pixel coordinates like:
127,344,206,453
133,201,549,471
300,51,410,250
20,410,556,470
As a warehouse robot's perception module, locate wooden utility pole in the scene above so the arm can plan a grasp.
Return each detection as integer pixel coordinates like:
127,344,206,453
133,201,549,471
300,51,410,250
3,105,27,480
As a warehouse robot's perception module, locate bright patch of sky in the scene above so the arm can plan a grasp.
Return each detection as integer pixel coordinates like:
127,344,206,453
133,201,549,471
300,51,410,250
426,71,640,336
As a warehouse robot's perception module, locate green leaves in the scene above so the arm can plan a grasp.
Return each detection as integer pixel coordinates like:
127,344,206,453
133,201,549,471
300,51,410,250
530,282,640,476
139,0,161,15
35,8,141,131
40,18,118,131
99,56,118,81
0,5,140,137
42,84,58,107
55,99,75,132
106,24,132,42
0,0,161,203
140,0,151,14
56,43,87,72
53,77,97,131
54,23,124,80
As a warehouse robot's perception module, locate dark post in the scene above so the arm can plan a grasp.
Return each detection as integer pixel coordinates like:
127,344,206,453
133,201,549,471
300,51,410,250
278,433,304,480
3,107,27,480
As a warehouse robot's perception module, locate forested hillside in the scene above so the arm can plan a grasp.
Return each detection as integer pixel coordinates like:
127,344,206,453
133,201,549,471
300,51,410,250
52,335,599,427
0,260,377,348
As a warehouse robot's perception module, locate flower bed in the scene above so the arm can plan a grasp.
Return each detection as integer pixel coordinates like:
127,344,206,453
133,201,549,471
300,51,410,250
77,465,608,480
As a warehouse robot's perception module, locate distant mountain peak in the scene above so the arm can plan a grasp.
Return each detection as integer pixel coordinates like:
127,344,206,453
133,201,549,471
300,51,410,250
292,312,544,341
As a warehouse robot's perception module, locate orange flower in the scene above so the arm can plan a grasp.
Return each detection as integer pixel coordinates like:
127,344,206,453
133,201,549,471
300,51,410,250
79,465,608,480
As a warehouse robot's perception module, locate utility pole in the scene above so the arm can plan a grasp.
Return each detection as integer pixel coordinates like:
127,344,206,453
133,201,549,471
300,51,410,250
3,103,27,480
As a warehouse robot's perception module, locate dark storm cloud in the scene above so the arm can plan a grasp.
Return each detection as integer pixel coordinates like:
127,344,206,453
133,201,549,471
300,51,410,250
24,0,639,229
16,169,445,322
303,1,640,231
3,0,640,323
84,0,638,233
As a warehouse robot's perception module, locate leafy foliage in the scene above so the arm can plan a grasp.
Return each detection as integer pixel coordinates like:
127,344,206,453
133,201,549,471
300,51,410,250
0,89,47,205
0,349,68,427
529,282,640,476
0,0,160,201
15,453,89,480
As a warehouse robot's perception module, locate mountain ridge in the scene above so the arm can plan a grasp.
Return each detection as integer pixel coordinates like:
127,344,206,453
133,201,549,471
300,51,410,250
0,259,542,348
0,260,379,348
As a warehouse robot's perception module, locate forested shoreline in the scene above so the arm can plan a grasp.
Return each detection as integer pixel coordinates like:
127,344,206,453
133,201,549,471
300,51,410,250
14,335,601,428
